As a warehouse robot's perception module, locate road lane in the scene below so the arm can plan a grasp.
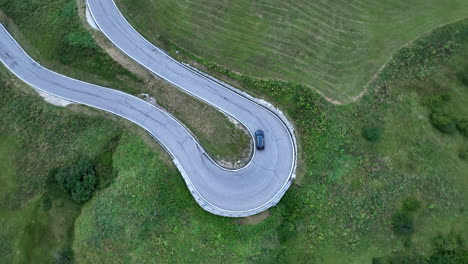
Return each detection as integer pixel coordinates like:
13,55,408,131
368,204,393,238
0,0,297,216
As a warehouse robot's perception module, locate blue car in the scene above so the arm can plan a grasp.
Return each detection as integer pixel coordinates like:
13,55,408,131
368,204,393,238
255,130,265,150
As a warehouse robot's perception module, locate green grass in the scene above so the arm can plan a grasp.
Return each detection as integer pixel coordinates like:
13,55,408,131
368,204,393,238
0,134,18,202
116,0,468,103
0,63,135,262
0,0,142,94
72,18,468,263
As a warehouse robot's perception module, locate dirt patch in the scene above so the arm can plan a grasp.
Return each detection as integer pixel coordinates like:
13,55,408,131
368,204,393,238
236,210,270,225
36,90,75,107
139,93,157,107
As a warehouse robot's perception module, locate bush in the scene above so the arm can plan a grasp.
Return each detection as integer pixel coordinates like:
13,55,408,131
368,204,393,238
402,197,421,212
54,247,74,264
456,118,468,137
458,71,468,86
430,111,457,134
53,158,97,203
41,197,52,212
459,149,468,160
362,126,383,142
391,212,415,236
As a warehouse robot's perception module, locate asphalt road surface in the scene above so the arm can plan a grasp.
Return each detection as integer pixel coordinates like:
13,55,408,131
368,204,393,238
0,1,296,217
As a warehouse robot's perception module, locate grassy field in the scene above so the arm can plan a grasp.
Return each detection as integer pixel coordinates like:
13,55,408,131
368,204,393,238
116,0,468,103
0,0,250,166
0,63,147,262
72,17,468,263
0,0,467,263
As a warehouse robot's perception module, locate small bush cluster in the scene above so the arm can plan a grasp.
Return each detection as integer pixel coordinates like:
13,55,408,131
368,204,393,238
52,158,97,203
41,197,52,212
459,148,468,160
54,247,74,264
373,233,467,264
402,197,422,212
456,118,468,137
425,94,468,136
391,211,415,236
430,110,457,134
391,197,422,236
457,68,468,86
362,125,383,142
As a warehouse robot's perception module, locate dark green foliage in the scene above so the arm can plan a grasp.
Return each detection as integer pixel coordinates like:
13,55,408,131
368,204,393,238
53,159,97,203
372,251,468,264
41,197,52,212
424,94,466,136
402,197,422,212
362,125,383,142
456,118,468,137
427,249,468,264
457,69,468,86
391,198,421,236
372,255,424,264
374,233,467,264
430,110,457,134
0,0,38,17
54,248,74,264
430,233,466,259
95,136,120,189
459,148,468,160
391,212,415,236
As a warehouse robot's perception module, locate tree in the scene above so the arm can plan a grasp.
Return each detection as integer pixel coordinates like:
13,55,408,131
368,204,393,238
53,158,97,203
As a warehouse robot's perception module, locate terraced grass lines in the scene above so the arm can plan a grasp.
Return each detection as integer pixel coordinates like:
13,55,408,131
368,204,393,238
117,0,468,102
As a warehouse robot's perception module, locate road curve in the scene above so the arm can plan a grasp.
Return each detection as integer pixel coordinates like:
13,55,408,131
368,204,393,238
0,0,296,217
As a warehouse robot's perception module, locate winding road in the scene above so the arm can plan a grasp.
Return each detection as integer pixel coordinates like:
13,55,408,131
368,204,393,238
0,0,297,217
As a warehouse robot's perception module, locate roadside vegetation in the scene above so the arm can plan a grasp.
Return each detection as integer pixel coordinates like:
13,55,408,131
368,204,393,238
0,64,159,263
116,0,468,103
73,12,468,264
0,0,467,263
0,0,251,167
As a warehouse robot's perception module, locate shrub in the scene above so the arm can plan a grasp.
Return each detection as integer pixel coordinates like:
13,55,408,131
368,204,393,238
402,197,422,212
54,247,74,264
53,158,97,203
430,111,457,134
41,197,52,212
372,256,424,264
362,126,383,142
458,71,468,86
456,118,468,137
391,212,415,236
459,149,468,160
